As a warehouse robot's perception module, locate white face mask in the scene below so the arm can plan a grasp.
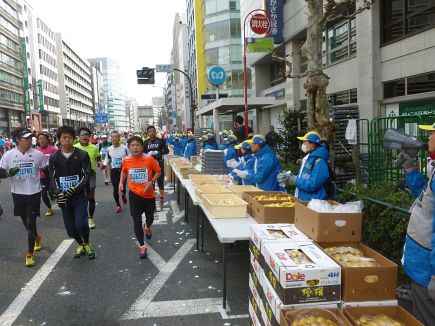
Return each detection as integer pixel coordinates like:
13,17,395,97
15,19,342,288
301,143,310,153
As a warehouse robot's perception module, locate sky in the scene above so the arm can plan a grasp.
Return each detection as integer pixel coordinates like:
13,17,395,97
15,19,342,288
30,0,186,105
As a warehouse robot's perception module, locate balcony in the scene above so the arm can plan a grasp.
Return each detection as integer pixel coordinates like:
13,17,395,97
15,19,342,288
0,6,20,29
0,61,22,78
0,24,19,42
0,42,20,61
0,79,22,93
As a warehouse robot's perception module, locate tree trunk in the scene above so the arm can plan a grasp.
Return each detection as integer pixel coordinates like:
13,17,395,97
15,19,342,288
302,0,336,146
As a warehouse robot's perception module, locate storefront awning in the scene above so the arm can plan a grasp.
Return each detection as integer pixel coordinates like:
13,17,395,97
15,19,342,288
196,97,275,117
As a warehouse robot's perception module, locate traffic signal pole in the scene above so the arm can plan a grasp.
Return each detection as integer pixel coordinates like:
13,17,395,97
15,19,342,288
173,68,196,133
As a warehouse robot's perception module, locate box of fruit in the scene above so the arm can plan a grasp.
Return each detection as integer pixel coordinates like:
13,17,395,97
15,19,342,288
242,191,294,216
343,306,424,326
281,308,352,326
201,193,248,218
252,196,298,224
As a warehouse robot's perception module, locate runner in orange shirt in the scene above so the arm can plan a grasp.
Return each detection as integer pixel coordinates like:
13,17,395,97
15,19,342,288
119,136,161,259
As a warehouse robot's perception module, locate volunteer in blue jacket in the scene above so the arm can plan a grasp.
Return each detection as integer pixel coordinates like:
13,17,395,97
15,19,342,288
277,131,330,201
219,130,229,150
229,140,255,186
183,134,197,160
400,123,435,325
204,134,218,151
224,135,239,173
180,133,188,154
173,134,181,156
234,134,281,191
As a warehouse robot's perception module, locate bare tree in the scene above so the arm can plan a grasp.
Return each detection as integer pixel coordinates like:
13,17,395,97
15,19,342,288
272,0,375,146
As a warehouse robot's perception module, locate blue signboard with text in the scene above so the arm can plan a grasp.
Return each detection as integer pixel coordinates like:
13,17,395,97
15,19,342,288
95,113,108,124
265,0,284,44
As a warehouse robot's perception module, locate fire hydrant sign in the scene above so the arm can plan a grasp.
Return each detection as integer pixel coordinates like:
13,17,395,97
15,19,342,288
250,14,269,35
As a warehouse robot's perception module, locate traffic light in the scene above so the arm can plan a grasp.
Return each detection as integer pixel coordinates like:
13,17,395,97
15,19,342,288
137,67,155,84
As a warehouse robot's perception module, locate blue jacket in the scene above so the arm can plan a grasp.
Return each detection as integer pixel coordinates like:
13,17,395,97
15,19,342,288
232,153,256,186
224,144,239,173
180,137,188,154
245,145,281,191
167,136,174,146
174,141,181,156
294,144,330,201
219,140,227,151
204,142,218,151
403,169,435,287
184,140,197,160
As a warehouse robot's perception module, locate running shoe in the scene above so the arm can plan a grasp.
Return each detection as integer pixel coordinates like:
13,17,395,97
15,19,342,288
145,227,152,240
83,244,96,259
155,201,161,212
45,208,53,217
139,246,148,259
115,206,121,213
121,194,128,205
73,245,85,258
104,180,109,185
159,197,164,208
25,254,36,267
88,217,96,229
34,236,42,251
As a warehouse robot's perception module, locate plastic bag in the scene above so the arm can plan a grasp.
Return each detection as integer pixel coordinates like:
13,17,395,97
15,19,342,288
285,308,345,326
307,199,363,213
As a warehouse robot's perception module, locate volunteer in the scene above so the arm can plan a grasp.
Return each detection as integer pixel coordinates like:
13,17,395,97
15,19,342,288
0,127,47,267
219,130,229,150
104,132,130,213
277,131,330,201
49,126,95,260
119,136,161,259
183,134,197,160
98,135,111,185
224,135,239,173
74,127,100,229
401,123,435,325
173,134,182,156
180,133,188,155
143,125,169,210
233,134,281,191
229,140,255,186
36,132,57,217
204,134,218,150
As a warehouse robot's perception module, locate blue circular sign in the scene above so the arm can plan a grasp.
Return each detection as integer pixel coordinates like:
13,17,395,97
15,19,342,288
207,66,227,86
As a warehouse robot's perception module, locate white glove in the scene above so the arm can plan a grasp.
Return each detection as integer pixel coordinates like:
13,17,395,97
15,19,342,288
234,169,248,179
277,171,296,185
223,149,228,155
226,159,240,169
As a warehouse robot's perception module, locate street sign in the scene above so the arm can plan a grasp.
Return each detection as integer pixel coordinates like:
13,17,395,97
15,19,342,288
247,37,274,52
156,64,174,73
95,113,108,124
250,14,269,35
207,66,227,86
37,80,44,112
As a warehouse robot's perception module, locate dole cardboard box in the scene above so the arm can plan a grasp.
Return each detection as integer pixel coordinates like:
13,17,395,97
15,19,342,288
318,242,398,302
249,300,264,326
280,307,353,326
262,242,341,305
344,306,424,326
249,289,264,326
250,251,265,299
250,224,312,267
243,192,293,215
252,197,298,224
294,201,362,243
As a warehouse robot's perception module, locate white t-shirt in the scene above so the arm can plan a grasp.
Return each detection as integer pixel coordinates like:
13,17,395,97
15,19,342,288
105,145,130,169
0,147,47,195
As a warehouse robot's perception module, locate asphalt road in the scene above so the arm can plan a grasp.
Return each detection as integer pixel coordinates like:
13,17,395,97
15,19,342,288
0,173,250,326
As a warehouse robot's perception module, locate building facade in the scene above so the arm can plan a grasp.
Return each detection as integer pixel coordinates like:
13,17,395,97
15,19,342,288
125,97,138,131
0,0,24,135
88,57,128,131
90,64,108,132
56,33,94,129
137,105,154,131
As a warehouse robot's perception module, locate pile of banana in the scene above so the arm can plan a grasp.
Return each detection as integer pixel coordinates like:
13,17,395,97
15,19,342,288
285,249,312,265
355,314,404,326
210,199,236,205
286,313,339,326
325,246,379,268
254,194,294,201
263,201,295,208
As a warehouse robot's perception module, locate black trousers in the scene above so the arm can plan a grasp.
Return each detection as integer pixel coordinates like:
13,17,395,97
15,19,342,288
110,168,126,206
129,191,155,246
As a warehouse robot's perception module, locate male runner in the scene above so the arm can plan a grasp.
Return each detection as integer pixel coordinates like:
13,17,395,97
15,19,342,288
74,127,100,229
49,126,95,259
0,127,47,267
98,135,111,185
119,136,161,258
143,125,169,210
36,132,57,216
104,132,130,212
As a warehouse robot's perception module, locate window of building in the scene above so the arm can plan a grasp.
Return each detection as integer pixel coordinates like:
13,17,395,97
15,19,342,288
322,17,357,66
328,88,358,106
381,0,435,44
271,60,286,86
384,71,435,98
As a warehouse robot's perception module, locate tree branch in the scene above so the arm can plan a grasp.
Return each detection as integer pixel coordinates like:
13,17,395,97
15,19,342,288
271,54,309,79
325,0,375,22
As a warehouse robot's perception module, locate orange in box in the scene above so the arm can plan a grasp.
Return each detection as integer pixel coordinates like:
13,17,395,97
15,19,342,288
318,242,398,302
294,201,362,243
344,306,424,326
252,198,298,224
243,191,292,216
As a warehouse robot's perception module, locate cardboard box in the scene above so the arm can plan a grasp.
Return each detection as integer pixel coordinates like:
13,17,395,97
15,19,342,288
189,174,218,186
249,300,264,326
319,242,398,302
249,290,264,326
252,199,297,224
226,185,262,198
202,193,248,218
294,201,362,242
190,155,199,165
344,306,424,326
179,167,201,179
281,308,352,326
243,192,293,215
250,224,312,267
262,242,341,305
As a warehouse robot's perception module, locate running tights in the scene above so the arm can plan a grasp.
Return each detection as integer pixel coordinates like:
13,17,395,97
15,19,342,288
20,214,38,253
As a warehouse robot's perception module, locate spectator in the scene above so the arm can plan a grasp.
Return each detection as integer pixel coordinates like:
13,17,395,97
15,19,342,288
233,116,253,143
0,135,5,155
265,125,279,150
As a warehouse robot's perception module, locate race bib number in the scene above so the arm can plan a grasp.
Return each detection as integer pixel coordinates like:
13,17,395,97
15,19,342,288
101,147,107,155
15,162,35,180
112,158,122,169
59,175,79,191
129,168,148,184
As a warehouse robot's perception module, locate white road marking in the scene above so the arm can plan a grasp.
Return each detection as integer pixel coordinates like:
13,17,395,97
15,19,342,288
0,239,74,326
142,298,222,317
133,241,166,272
169,200,184,224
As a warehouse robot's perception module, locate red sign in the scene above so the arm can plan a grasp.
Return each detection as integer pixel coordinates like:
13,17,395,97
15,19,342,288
250,14,269,35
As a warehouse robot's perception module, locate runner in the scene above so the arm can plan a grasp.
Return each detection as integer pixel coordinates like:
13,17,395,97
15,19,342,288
104,131,130,213
143,125,169,211
0,127,47,267
36,132,57,217
74,127,100,229
119,136,161,259
98,135,111,185
49,125,95,259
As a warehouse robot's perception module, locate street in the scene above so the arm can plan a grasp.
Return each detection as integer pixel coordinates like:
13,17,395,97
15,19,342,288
0,175,250,326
